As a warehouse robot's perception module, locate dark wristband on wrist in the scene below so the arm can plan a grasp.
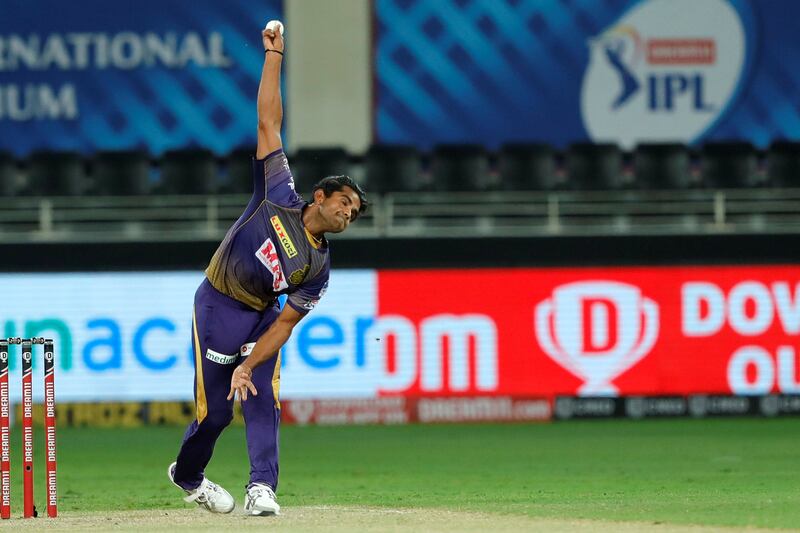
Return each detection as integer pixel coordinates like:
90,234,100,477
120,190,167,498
265,49,284,56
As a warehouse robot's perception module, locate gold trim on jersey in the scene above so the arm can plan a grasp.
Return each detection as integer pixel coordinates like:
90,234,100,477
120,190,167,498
206,200,272,311
272,352,281,410
270,215,298,258
192,309,208,424
304,227,322,249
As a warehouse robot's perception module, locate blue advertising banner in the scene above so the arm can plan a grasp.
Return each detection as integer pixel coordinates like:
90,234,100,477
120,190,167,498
375,0,799,150
0,0,281,155
0,270,376,402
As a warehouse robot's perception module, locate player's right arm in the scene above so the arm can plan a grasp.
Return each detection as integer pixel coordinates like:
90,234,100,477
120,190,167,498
256,23,285,159
227,304,304,401
227,268,330,401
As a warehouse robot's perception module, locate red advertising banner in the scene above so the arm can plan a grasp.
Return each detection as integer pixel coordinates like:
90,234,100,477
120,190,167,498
281,397,551,425
375,266,800,397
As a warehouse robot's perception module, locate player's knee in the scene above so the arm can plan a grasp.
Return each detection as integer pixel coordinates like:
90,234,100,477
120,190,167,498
202,410,234,432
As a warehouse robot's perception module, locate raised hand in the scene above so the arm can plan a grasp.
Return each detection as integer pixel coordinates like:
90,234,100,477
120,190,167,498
262,22,285,53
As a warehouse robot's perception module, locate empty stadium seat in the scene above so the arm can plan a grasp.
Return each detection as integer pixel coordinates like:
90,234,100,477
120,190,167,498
24,151,87,196
0,151,19,197
498,143,557,190
766,141,800,188
431,144,493,192
221,147,257,194
158,149,218,194
290,147,350,197
700,142,759,188
90,150,151,195
565,143,624,190
633,143,692,189
365,144,423,193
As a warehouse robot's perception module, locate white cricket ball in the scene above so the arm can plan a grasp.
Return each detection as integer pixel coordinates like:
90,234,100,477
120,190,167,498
265,20,284,36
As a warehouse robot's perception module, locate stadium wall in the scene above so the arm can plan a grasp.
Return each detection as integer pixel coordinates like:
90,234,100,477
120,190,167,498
1,234,799,272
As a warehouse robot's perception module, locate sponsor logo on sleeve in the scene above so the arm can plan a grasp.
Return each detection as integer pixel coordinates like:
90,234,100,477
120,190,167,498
270,216,298,258
255,238,289,291
240,342,255,357
302,280,329,310
285,160,296,191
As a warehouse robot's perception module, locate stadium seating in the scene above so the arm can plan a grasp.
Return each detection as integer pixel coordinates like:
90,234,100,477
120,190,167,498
90,150,151,196
221,147,256,194
700,141,759,188
498,143,558,190
633,143,693,189
0,151,19,197
431,144,493,192
8,142,800,197
365,144,423,193
158,149,218,195
24,151,87,196
766,141,800,188
290,147,351,196
565,143,625,190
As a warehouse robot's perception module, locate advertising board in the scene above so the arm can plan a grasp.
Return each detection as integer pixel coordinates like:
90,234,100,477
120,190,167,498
0,0,281,155
375,0,800,149
2,266,798,403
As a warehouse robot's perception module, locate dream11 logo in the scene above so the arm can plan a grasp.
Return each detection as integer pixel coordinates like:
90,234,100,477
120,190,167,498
580,0,747,148
535,282,659,396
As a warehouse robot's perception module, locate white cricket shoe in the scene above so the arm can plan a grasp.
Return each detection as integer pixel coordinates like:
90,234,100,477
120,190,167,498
168,462,235,514
244,482,281,516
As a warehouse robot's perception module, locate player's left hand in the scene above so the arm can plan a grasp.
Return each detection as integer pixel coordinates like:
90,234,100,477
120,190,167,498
227,365,258,401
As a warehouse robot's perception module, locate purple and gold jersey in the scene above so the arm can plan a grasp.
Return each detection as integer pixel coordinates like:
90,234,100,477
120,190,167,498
205,149,330,313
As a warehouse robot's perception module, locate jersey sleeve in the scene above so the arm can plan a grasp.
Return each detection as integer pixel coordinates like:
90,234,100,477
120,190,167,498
286,260,330,314
252,149,306,209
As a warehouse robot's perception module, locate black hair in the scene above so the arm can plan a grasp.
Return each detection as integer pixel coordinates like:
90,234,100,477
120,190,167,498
311,175,369,221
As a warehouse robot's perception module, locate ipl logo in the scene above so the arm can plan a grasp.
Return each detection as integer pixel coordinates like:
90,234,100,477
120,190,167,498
580,0,747,148
535,281,659,396
598,25,644,111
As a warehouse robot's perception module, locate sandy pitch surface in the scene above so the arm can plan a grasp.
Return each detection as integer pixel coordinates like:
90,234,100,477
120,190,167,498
0,506,783,532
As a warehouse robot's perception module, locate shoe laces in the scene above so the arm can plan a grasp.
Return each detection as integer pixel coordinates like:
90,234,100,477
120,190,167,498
248,483,276,500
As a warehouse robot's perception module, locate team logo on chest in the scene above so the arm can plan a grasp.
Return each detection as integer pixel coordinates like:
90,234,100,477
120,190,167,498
289,265,310,285
270,215,298,258
255,238,289,291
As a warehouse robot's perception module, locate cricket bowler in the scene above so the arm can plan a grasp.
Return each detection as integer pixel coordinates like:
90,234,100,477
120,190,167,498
168,20,367,516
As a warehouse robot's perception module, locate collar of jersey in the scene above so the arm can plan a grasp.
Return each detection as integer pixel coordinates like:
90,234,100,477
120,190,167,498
304,227,324,249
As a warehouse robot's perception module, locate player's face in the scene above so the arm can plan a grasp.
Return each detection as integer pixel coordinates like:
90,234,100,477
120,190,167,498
318,187,362,233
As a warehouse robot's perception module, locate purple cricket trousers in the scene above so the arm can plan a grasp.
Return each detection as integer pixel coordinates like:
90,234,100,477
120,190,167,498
173,278,282,491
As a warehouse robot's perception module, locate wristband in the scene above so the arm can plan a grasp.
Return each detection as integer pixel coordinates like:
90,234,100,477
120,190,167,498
265,49,284,56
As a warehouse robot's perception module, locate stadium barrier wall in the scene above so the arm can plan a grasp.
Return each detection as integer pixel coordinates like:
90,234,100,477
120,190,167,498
15,397,553,427
3,234,800,272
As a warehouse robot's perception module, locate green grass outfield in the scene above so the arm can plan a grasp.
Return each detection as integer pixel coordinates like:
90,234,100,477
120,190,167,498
7,418,800,529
